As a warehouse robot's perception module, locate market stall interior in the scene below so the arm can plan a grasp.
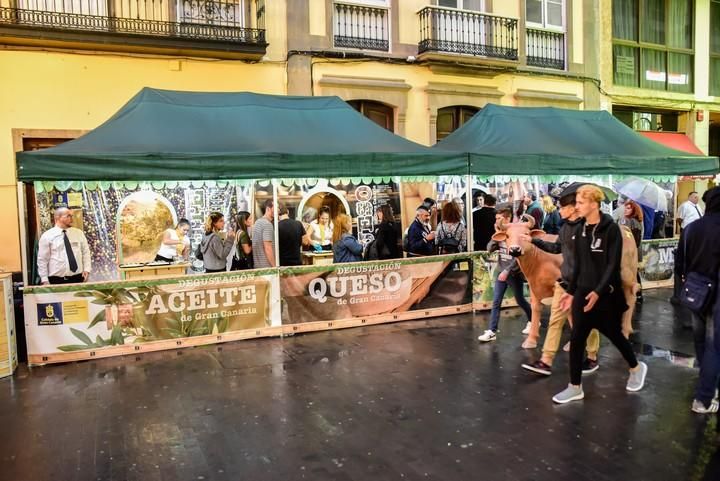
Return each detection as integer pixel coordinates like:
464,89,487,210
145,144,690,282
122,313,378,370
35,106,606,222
12,88,719,368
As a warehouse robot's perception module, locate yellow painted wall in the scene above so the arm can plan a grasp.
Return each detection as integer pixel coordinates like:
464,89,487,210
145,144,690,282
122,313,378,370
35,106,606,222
492,1,520,18
308,0,326,37
398,0,426,46
0,50,286,273
312,60,585,146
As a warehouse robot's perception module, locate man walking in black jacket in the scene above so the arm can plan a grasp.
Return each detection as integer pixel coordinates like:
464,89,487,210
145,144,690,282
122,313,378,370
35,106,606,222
675,186,720,413
553,185,647,404
521,187,600,376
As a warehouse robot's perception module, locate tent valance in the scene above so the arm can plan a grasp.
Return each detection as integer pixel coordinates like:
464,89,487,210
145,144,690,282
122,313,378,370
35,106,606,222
17,88,467,181
435,104,719,176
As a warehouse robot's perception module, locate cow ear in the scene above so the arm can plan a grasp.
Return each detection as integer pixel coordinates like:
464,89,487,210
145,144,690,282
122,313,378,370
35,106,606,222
529,229,546,238
492,232,507,242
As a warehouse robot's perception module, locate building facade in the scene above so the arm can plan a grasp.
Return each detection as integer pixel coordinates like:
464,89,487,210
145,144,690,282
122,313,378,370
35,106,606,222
286,0,601,145
1,0,601,274
599,0,720,200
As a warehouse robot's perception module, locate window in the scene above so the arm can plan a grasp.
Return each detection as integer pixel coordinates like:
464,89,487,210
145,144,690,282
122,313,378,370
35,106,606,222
347,100,394,132
612,0,694,93
613,108,679,132
711,0,720,96
436,106,479,141
526,0,564,30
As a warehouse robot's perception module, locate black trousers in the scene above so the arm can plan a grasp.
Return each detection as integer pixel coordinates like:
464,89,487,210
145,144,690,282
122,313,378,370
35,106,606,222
48,274,83,285
570,288,638,385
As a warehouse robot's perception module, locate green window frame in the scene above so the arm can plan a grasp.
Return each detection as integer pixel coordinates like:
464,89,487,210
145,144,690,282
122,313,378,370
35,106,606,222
611,0,694,93
711,0,720,96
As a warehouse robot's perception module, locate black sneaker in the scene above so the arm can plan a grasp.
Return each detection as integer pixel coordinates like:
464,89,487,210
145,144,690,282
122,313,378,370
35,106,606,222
582,358,600,374
522,360,552,376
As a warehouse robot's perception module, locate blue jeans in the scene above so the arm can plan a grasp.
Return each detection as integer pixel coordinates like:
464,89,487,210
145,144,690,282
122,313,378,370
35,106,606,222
489,274,532,332
692,311,720,406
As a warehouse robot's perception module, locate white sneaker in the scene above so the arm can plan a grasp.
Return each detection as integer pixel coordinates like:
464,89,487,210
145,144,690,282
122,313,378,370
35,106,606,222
552,384,584,404
478,330,497,342
691,399,719,414
626,361,648,392
521,322,531,335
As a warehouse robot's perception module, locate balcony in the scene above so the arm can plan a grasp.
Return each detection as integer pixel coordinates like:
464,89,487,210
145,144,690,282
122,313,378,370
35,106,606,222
418,6,517,62
526,27,565,70
0,0,267,58
333,2,389,52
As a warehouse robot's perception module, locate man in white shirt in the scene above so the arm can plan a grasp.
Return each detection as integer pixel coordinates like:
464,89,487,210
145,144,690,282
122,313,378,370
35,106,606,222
37,207,92,285
677,191,704,232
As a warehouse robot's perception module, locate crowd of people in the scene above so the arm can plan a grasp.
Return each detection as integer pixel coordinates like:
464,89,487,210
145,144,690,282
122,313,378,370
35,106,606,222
35,181,719,410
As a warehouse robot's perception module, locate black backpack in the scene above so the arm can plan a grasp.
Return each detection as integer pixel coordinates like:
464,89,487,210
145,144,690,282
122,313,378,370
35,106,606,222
437,223,461,254
194,233,209,261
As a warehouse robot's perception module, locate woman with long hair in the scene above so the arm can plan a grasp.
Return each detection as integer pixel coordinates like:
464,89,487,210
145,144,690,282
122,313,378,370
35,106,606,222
308,206,334,250
200,212,235,273
231,211,253,270
542,195,561,235
619,199,644,303
436,201,467,254
155,218,190,262
373,204,400,259
332,214,363,263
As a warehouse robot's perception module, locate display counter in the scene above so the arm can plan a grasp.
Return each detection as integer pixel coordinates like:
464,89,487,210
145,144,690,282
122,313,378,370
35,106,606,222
119,262,190,280
301,251,334,266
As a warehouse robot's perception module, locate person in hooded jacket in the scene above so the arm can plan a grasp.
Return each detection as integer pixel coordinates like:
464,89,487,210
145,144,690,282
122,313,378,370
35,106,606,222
675,186,720,414
553,185,647,404
201,212,235,273
521,188,600,376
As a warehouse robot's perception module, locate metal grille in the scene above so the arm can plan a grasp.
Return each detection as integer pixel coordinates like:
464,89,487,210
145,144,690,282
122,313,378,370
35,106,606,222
418,6,518,61
333,2,389,52
526,28,565,70
0,0,265,45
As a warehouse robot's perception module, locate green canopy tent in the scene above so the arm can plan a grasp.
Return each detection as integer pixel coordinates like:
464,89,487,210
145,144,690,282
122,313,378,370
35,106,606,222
434,104,719,176
17,88,466,181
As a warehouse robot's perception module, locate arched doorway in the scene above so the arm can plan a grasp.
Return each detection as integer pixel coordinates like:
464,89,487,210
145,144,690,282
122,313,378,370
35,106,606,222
347,100,394,132
436,105,479,141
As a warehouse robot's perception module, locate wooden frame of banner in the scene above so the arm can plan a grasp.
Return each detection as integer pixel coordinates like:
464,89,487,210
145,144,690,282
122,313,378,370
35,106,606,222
27,304,473,365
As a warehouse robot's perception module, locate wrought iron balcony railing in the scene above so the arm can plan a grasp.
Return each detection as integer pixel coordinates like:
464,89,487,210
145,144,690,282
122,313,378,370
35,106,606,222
526,27,565,70
333,2,389,52
0,0,266,46
418,6,518,61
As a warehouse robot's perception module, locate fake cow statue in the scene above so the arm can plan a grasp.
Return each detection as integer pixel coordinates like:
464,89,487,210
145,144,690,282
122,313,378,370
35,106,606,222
492,214,638,349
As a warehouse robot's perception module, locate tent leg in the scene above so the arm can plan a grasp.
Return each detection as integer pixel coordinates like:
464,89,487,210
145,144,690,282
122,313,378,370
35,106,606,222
17,182,29,287
273,181,280,267
466,175,473,252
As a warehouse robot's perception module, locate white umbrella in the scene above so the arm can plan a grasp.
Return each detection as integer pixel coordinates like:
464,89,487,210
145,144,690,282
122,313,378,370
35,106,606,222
615,177,672,212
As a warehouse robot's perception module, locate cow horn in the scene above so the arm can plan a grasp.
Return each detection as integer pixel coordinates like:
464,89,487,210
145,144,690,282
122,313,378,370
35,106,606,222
521,214,535,229
496,218,508,231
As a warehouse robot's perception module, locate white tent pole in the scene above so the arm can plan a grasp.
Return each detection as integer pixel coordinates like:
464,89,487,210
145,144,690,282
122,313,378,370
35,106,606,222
17,182,29,287
466,174,473,251
273,181,280,267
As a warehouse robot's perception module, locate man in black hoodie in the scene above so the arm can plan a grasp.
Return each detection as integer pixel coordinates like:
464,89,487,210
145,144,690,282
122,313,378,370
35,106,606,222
553,185,647,404
521,188,600,376
675,186,720,414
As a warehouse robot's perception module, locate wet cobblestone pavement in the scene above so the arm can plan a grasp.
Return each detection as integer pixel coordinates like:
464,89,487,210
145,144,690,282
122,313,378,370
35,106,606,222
1,288,718,481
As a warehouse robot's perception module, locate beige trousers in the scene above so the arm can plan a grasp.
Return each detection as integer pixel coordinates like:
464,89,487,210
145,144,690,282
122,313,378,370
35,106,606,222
543,282,600,363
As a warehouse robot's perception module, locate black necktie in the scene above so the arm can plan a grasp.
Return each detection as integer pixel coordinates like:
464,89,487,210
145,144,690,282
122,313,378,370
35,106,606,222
694,205,702,218
63,230,78,272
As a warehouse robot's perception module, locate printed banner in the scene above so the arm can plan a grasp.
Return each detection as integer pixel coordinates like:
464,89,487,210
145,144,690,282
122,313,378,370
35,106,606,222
279,255,473,323
640,238,678,285
24,271,279,358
